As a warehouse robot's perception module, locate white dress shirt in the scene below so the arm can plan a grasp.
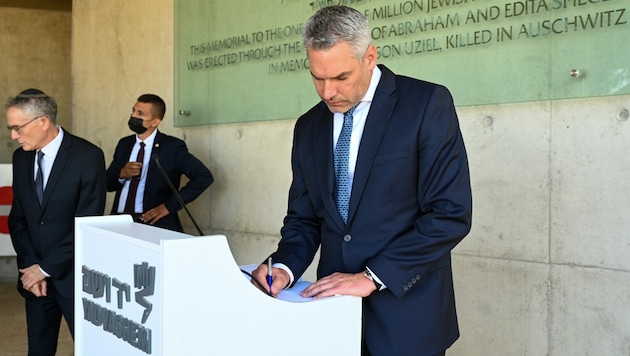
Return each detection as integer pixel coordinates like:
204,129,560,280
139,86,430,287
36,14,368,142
116,130,156,213
34,126,64,277
34,126,64,189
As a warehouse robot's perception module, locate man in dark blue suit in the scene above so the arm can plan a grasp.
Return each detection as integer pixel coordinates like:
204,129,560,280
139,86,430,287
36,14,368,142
6,88,107,356
106,94,213,232
252,6,472,355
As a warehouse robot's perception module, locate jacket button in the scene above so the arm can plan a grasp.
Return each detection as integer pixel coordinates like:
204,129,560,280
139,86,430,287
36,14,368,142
40,221,45,225
343,234,351,242
402,285,408,291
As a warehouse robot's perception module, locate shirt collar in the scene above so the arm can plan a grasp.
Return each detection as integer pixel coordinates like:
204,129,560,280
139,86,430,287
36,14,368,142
136,129,157,147
362,65,382,104
40,125,64,157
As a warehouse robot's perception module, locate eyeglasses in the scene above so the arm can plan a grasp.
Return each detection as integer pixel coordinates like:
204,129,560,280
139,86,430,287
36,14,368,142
6,116,43,135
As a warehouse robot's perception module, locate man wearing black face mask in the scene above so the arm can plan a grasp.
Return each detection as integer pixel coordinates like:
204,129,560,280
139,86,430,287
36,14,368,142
106,94,214,232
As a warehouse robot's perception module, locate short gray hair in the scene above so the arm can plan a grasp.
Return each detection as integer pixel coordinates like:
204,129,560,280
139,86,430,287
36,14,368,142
5,89,57,123
302,5,371,60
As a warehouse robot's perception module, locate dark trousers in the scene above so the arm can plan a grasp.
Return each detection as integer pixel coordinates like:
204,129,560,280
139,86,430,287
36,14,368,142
24,282,73,356
361,340,446,356
362,352,445,356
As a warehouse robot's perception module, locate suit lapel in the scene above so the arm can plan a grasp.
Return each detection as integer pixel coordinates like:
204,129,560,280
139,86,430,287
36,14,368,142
145,131,162,194
151,131,163,163
121,136,136,156
347,66,398,225
24,151,39,207
41,133,72,210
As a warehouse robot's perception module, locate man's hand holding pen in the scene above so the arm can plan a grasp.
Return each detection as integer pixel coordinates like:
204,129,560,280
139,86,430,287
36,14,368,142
251,260,290,298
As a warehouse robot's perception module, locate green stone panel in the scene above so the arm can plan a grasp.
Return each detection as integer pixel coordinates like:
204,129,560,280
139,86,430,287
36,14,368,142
175,0,630,126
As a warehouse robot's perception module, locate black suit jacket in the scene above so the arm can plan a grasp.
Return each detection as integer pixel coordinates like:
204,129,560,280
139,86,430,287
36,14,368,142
9,129,106,299
106,130,213,232
272,65,473,355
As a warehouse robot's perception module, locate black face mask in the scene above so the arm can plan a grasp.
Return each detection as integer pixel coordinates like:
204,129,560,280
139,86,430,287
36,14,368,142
128,116,148,134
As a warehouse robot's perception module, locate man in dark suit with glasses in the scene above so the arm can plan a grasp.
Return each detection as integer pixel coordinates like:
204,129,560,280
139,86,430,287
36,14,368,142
6,88,106,356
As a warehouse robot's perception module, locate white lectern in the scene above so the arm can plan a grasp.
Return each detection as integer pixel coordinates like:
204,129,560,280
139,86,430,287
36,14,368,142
75,215,362,355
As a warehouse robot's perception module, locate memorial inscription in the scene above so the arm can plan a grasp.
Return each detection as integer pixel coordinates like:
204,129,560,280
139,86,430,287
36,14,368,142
175,0,628,125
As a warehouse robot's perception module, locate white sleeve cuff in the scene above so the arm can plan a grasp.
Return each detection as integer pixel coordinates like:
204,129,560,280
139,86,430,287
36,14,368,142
366,266,387,291
273,263,294,289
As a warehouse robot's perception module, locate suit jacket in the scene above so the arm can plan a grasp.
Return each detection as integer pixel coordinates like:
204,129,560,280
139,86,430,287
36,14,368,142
106,130,213,232
272,65,473,355
9,129,107,299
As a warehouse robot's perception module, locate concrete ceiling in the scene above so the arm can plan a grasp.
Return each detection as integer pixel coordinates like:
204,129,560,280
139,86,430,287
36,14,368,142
0,0,71,11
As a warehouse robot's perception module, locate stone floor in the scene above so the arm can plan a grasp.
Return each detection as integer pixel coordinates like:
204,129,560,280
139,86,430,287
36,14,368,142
0,282,73,355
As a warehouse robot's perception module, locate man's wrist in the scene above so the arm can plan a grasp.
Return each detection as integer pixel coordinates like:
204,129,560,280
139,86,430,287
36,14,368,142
274,263,294,289
364,267,383,291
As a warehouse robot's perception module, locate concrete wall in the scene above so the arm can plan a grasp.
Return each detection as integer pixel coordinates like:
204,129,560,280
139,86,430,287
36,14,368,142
0,6,71,280
3,0,630,354
0,6,71,162
452,98,630,355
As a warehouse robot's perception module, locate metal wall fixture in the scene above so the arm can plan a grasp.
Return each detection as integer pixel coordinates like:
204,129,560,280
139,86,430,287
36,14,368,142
482,115,494,128
570,69,584,78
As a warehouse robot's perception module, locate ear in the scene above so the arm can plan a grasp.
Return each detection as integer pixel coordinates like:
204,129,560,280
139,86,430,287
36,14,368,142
39,116,51,130
364,44,378,70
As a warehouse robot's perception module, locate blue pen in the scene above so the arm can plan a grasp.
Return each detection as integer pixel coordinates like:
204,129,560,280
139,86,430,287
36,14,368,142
267,257,273,291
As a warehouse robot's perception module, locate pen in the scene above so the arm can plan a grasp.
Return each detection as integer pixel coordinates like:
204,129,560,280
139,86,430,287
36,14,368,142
267,257,273,291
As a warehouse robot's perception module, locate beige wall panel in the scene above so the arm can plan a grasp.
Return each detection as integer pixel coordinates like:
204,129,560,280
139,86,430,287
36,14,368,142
0,7,71,162
550,95,630,270
71,0,175,156
550,265,630,354
451,256,550,356
193,120,294,235
456,102,551,263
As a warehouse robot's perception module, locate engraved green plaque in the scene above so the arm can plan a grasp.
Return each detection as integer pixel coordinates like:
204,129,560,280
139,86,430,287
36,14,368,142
175,0,630,126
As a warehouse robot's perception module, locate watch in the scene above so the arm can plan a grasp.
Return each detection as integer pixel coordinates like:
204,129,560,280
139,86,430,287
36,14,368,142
364,268,383,291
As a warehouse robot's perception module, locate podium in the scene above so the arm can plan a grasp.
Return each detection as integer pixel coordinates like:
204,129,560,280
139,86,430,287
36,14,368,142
75,215,362,355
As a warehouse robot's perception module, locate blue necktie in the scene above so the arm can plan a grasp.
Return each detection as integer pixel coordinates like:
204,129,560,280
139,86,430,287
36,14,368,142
334,104,358,224
35,150,44,205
